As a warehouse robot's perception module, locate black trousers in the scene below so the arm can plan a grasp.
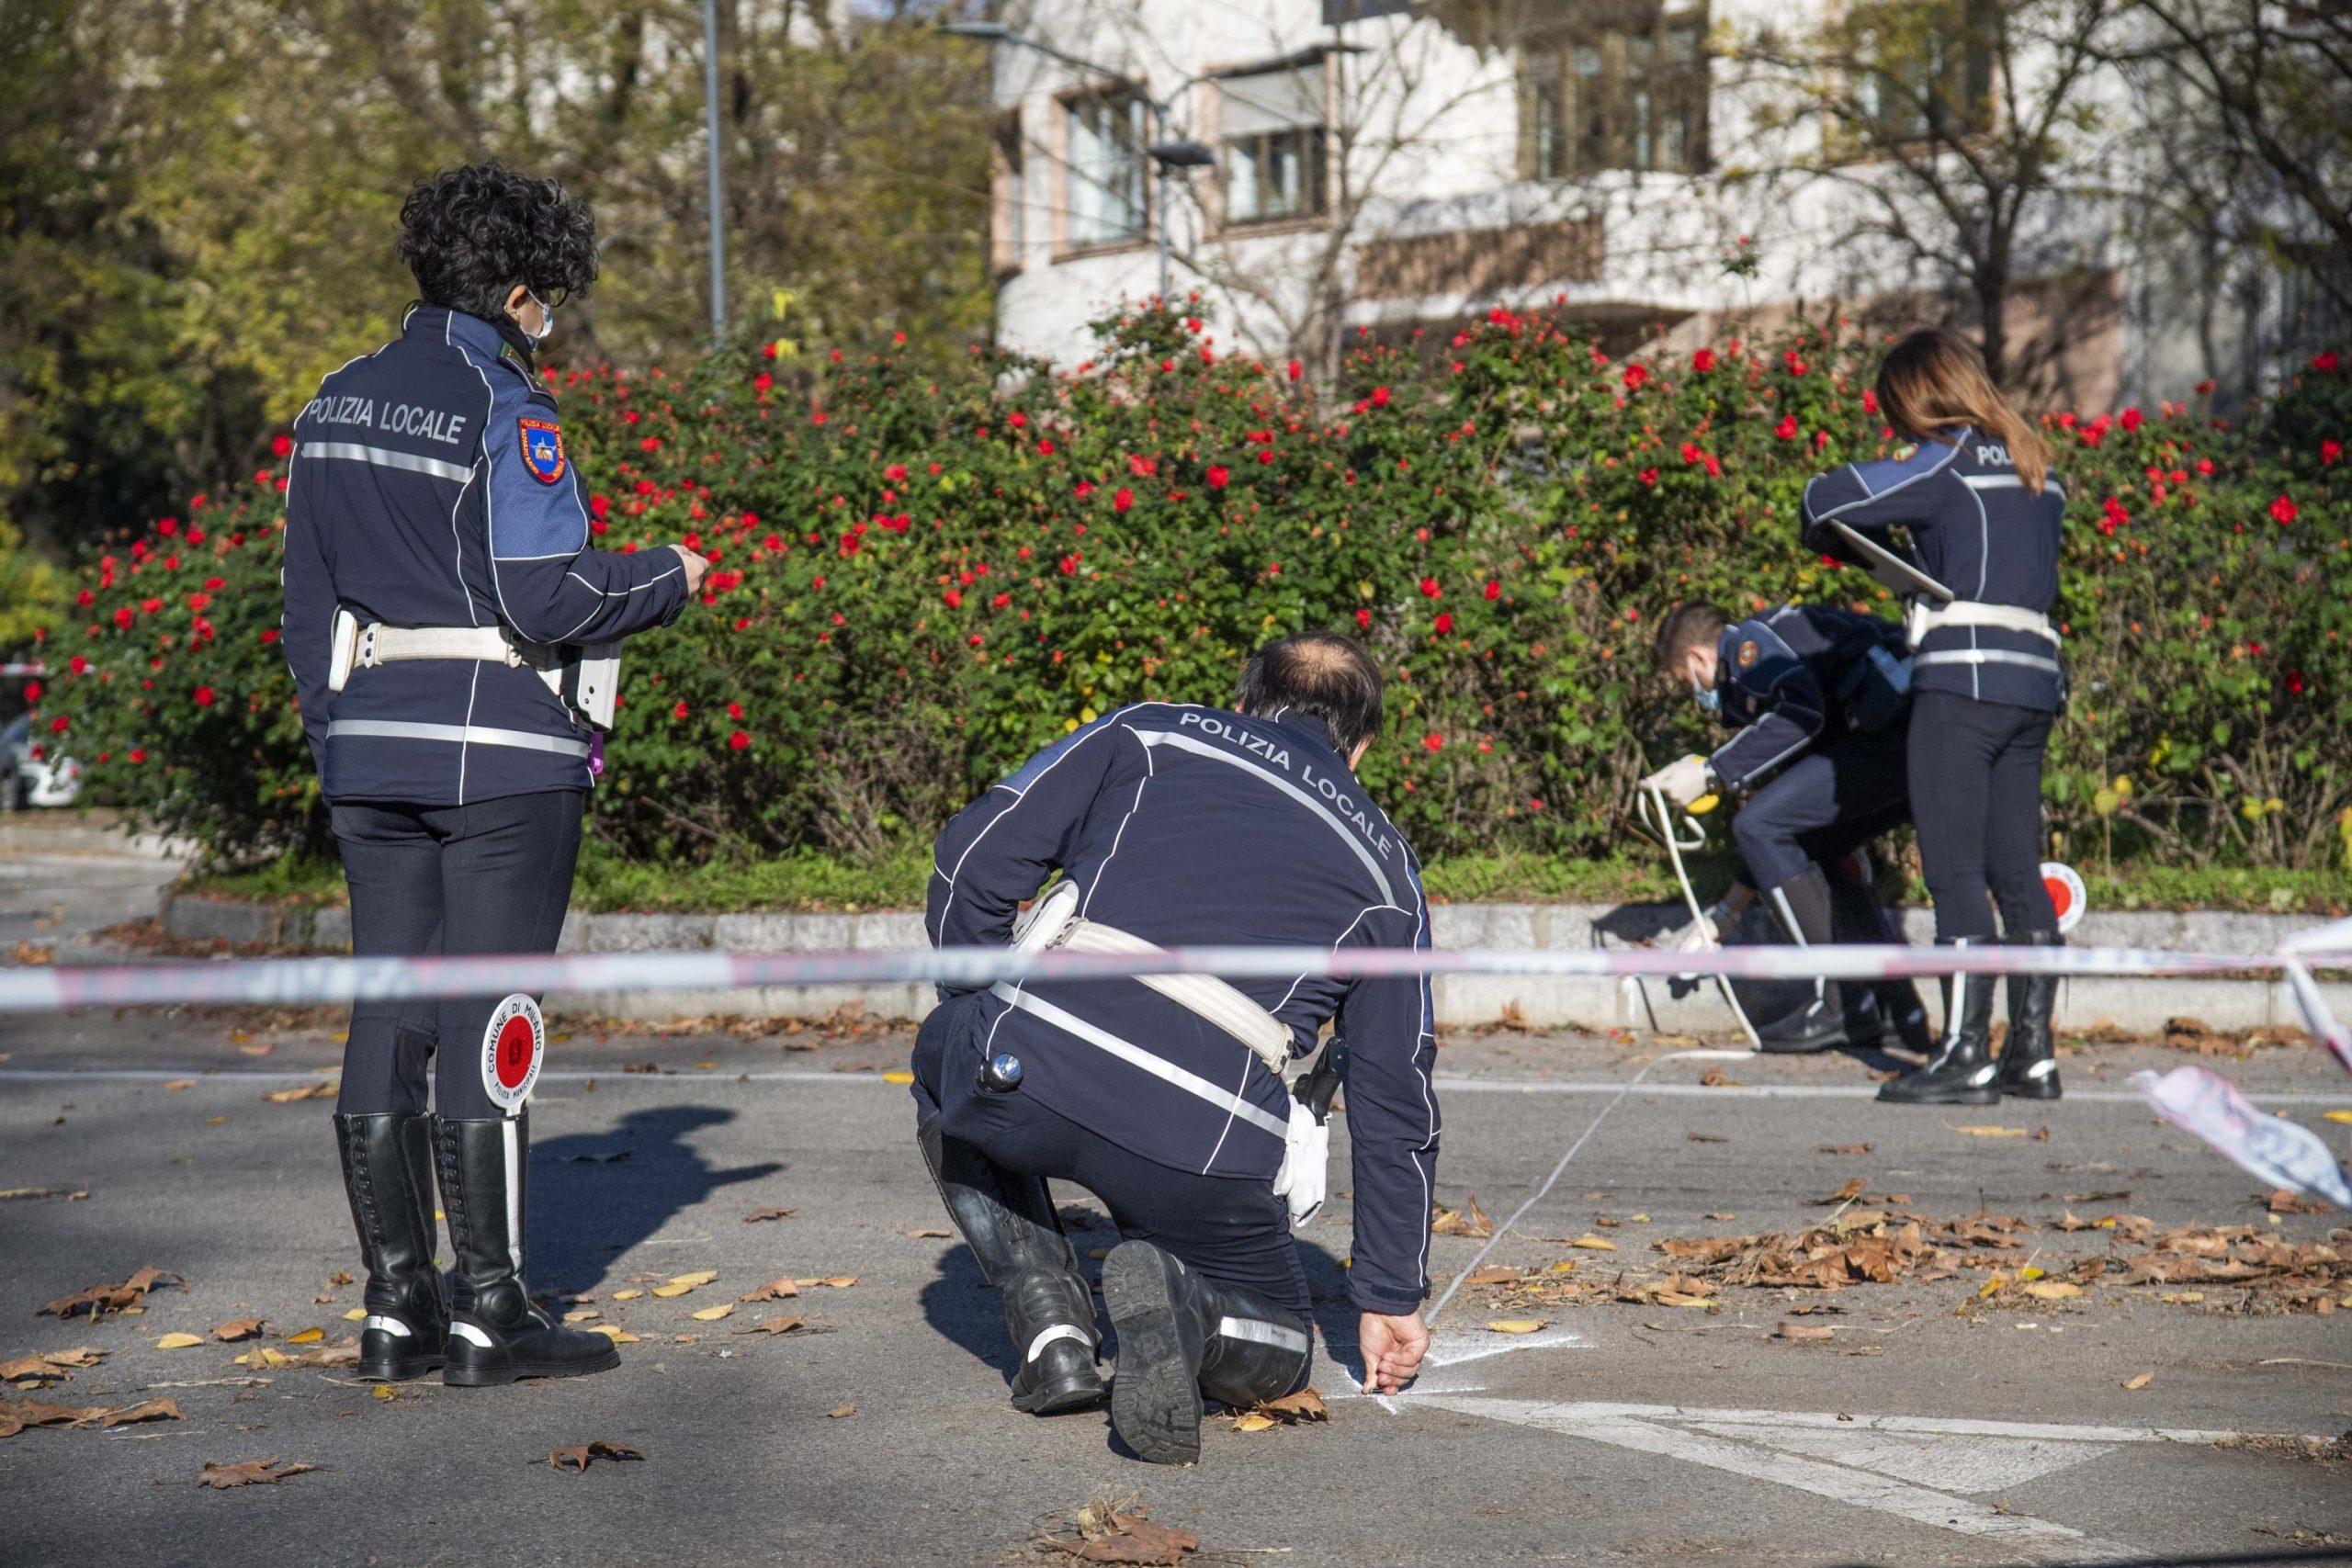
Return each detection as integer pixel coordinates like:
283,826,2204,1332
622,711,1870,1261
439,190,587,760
1729,726,1911,893
331,790,582,1120
1907,692,2059,942
911,996,1310,1317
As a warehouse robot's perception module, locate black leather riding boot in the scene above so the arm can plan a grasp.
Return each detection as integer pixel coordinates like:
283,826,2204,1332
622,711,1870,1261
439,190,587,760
2000,930,2064,1100
1102,1239,1312,1466
335,1112,447,1382
1755,866,1849,1053
918,1113,1103,1415
1877,939,2001,1104
433,1112,619,1386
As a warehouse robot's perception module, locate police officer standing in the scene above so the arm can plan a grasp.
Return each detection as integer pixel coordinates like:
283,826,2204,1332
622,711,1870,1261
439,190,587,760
1644,602,1933,1055
281,164,707,1384
912,632,1439,1464
1801,329,2067,1105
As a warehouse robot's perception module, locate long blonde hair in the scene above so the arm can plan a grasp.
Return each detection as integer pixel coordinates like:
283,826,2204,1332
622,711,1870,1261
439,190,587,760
1874,329,2051,493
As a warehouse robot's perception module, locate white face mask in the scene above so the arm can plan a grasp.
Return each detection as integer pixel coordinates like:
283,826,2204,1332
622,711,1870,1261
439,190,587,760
522,288,555,345
1691,675,1721,715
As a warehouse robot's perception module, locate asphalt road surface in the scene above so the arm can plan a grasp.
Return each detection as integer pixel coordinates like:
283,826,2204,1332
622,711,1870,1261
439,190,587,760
2,837,2347,1566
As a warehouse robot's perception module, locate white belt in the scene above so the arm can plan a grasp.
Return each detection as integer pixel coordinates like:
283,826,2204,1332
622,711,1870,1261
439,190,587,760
327,609,620,729
1052,918,1295,1075
1906,600,2060,645
357,623,529,671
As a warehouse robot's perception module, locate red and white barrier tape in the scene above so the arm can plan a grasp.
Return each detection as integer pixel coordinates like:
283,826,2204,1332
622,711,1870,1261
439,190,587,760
1,935,2344,1017
7,921,2346,1204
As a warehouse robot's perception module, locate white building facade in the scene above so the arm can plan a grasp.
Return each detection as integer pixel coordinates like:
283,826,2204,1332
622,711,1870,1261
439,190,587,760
975,0,2324,404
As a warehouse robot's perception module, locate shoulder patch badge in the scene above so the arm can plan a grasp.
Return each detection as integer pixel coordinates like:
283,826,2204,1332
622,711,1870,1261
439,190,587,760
517,417,566,484
1892,441,1919,462
1736,639,1759,669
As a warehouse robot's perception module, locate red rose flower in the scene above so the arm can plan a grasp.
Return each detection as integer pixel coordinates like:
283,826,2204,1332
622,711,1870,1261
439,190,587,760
943,588,963,608
729,730,750,751
1114,488,1134,513
2313,351,2340,372
2269,494,2298,525
1354,608,1373,629
271,434,293,458
1691,348,1716,372
1206,465,1229,489
1419,577,1442,599
1433,612,1454,634
192,687,213,707
1622,364,1648,390
1775,414,1799,441
2323,440,2341,467
673,700,690,720
1484,580,1500,601
1422,733,1443,752
2120,407,2143,432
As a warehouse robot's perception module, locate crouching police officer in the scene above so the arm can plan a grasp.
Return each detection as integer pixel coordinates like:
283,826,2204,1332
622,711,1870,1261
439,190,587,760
911,632,1440,1464
1645,602,1932,1055
281,164,707,1384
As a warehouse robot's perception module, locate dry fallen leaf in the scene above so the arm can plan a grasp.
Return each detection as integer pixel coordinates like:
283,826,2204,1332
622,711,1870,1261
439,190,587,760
589,1325,639,1344
1776,1322,1836,1342
197,1458,319,1489
1230,1413,1276,1433
2123,1371,2154,1390
284,1327,324,1346
1817,1179,1871,1205
2021,1281,2082,1301
1818,1143,1873,1155
826,1403,856,1418
0,1348,103,1385
741,1278,800,1303
1569,1235,1618,1252
905,1227,952,1239
690,1303,735,1322
38,1268,185,1321
797,1276,859,1290
548,1440,643,1473
1685,1131,1729,1144
649,1283,695,1299
1252,1386,1329,1424
732,1315,808,1337
1947,1124,2031,1138
154,1333,205,1350
612,1289,643,1302
164,1079,196,1091
1486,1319,1547,1335
742,1208,797,1224
1699,1066,1743,1088
261,1081,338,1103
210,1319,266,1343
1430,1194,1494,1239
96,1398,182,1427
2324,1110,2352,1126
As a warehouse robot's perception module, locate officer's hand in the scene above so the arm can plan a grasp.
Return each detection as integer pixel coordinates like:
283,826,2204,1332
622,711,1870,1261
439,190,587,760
1641,754,1712,808
670,545,711,594
1358,1310,1429,1393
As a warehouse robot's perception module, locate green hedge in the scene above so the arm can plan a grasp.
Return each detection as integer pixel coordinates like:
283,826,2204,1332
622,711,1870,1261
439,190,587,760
35,308,2352,878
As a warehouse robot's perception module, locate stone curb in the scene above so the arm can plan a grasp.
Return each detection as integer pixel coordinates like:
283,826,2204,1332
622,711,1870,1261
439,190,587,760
156,893,2346,1033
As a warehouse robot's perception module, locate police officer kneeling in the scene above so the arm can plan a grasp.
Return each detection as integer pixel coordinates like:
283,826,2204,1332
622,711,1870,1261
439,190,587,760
911,632,1440,1464
282,164,707,1385
1644,603,1933,1055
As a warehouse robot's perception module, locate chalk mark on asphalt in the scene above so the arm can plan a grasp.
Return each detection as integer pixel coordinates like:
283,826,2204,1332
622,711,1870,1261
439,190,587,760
1408,1397,2288,1562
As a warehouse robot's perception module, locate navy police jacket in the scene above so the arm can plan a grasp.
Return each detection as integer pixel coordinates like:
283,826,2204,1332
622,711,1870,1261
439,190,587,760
927,703,1441,1315
282,305,689,805
1708,604,1909,795
1799,426,2066,712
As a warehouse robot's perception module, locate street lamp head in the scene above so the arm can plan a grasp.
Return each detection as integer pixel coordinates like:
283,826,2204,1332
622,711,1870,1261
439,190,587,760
939,22,1016,41
1148,140,1217,170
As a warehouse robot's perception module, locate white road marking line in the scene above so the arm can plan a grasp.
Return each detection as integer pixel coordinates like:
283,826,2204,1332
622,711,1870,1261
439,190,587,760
1420,1326,1590,1370
1418,1397,2168,1562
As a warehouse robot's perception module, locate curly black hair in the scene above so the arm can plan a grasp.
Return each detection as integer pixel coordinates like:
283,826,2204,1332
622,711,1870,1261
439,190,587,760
397,163,598,323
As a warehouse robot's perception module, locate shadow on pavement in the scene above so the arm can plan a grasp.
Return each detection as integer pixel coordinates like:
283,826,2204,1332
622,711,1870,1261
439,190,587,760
532,1104,780,1294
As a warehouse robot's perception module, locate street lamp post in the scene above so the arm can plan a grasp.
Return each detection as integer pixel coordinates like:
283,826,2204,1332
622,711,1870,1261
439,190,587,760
943,21,1213,303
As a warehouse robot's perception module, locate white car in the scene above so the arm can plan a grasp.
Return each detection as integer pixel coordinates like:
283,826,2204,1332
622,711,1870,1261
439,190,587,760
2,713,81,807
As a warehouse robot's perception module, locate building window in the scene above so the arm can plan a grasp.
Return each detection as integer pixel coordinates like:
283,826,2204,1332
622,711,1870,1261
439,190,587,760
991,112,1024,276
1219,64,1329,228
1849,3,1996,141
1521,12,1709,176
1064,89,1149,250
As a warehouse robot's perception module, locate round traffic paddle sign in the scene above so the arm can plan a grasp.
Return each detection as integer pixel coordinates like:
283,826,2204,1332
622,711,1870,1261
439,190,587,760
2041,862,2087,934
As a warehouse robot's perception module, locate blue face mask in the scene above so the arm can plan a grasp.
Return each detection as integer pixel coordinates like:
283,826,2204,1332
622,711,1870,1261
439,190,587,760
1691,677,1721,716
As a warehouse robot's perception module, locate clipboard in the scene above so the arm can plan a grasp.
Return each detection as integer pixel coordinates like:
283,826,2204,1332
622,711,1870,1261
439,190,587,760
1822,519,1954,604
